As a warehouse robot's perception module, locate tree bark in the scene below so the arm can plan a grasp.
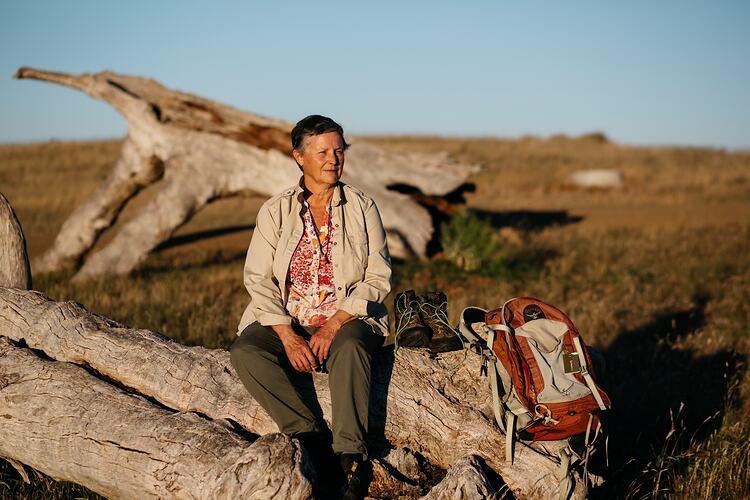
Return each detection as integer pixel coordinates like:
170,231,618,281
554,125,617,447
369,459,423,499
421,456,496,500
31,139,164,273
0,337,314,500
0,288,589,499
0,193,31,289
15,67,478,278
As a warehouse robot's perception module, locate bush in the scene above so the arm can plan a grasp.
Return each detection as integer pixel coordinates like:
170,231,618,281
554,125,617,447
439,211,502,272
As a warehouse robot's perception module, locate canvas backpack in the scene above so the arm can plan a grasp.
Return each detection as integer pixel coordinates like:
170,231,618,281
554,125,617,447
459,297,611,499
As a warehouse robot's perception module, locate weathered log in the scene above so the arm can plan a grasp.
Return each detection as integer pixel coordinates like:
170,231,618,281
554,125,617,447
567,169,624,189
0,288,588,499
376,448,427,484
421,456,496,500
0,193,31,289
15,67,478,279
369,458,423,499
0,337,314,499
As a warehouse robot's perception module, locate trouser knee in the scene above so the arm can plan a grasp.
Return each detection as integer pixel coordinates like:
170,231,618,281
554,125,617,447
229,340,247,365
229,340,267,374
332,333,368,354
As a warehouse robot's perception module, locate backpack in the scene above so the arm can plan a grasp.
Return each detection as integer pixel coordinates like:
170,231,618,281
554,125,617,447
459,297,611,499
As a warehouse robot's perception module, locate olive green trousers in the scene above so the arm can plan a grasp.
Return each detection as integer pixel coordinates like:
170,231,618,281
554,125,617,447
229,319,383,456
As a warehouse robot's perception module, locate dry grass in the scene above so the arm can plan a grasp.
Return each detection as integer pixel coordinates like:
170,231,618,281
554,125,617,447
1,135,749,497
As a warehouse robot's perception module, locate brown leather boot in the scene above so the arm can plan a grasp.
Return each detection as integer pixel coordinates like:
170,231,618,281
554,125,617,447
418,291,464,354
394,289,432,348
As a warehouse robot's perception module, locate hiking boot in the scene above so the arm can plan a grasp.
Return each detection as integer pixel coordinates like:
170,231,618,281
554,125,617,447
296,431,338,498
394,289,432,348
339,453,368,500
418,291,464,354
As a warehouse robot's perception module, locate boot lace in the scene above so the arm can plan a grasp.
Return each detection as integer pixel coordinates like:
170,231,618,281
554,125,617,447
418,300,468,371
394,293,420,353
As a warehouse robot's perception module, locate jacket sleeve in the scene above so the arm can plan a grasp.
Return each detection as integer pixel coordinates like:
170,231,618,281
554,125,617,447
243,201,293,326
339,199,393,317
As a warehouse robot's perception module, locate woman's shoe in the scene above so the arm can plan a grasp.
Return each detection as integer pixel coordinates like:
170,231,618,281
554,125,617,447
394,290,432,348
340,453,368,500
418,291,464,354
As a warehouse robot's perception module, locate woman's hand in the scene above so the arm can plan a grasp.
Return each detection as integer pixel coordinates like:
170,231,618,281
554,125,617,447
309,310,354,364
309,320,340,365
273,325,318,372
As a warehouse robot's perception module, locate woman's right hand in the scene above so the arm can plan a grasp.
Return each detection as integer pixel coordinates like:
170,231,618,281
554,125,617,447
273,325,318,372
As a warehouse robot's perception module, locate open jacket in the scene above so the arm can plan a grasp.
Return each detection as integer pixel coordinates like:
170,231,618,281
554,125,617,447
237,179,392,336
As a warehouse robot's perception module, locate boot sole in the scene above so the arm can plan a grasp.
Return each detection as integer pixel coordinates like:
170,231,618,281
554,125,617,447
395,326,432,348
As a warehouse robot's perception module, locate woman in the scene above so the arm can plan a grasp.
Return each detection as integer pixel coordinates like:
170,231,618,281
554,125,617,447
230,115,391,497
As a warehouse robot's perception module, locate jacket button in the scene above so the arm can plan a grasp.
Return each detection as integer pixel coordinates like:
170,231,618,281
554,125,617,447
333,241,338,246
337,287,342,291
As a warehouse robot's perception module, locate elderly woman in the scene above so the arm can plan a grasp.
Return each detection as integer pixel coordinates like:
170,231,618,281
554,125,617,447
230,115,391,497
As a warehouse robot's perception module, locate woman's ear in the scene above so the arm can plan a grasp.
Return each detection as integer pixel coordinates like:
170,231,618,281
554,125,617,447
292,149,304,167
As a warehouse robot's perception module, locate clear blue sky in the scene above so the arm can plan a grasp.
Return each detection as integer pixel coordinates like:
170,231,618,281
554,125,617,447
1,1,748,148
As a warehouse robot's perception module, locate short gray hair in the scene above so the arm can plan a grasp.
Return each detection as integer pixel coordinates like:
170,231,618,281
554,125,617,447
291,114,349,153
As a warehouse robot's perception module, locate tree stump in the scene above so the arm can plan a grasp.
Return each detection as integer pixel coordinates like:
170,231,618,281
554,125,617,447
0,192,31,289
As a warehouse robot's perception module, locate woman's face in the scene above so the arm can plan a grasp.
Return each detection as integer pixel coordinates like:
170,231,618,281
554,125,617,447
293,131,346,190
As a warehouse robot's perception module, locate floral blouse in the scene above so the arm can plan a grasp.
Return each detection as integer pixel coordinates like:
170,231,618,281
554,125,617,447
285,202,338,327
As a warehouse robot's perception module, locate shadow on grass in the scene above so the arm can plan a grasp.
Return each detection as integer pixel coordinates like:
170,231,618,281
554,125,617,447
153,224,254,251
0,459,105,500
592,294,747,497
469,208,583,232
134,247,247,276
385,182,581,258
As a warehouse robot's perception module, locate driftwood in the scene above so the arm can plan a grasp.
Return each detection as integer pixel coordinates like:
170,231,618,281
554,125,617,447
0,288,589,499
369,461,422,498
567,169,624,189
422,456,497,500
376,448,427,484
14,67,478,280
0,193,31,289
0,337,314,499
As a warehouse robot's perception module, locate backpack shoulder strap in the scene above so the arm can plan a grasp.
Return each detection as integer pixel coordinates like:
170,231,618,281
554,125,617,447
483,321,518,464
572,336,608,411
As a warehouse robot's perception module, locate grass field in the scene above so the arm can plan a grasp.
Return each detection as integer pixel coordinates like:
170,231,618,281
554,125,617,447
1,135,749,498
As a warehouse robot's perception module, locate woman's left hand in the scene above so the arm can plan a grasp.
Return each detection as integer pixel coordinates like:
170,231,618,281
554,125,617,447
309,310,354,364
310,320,339,364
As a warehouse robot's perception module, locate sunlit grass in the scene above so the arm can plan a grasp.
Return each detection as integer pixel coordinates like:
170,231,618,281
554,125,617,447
1,136,749,497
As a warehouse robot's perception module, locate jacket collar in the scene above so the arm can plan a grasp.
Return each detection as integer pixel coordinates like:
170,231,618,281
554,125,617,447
294,176,345,207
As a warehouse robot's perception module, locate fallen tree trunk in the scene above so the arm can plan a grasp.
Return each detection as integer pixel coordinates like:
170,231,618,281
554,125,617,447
0,337,314,499
15,67,478,279
0,193,31,289
0,287,588,499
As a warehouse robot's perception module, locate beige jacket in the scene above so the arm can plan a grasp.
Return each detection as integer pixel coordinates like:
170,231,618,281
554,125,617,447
237,179,392,336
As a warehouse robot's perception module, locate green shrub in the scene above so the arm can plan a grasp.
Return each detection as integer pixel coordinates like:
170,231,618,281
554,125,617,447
439,211,502,272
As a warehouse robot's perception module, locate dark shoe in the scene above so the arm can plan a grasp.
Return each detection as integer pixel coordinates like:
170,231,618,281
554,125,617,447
418,291,464,354
339,453,368,500
394,290,432,348
297,431,338,498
